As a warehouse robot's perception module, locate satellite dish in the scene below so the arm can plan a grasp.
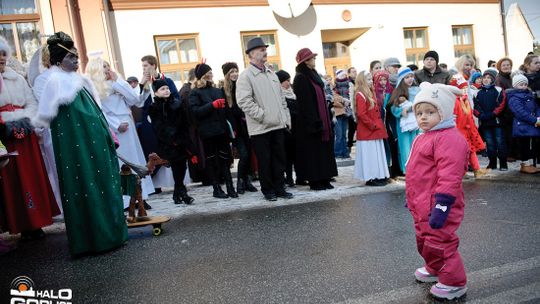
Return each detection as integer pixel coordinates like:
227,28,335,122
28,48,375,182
268,0,311,18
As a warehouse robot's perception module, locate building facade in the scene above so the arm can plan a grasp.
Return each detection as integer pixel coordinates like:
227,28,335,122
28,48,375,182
0,0,534,87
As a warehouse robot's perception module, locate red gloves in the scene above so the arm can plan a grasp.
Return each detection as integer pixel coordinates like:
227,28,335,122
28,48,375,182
191,155,198,165
212,98,225,109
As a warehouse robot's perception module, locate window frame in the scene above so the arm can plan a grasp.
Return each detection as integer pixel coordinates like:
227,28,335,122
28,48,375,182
153,33,202,85
452,25,475,60
240,30,281,70
0,0,41,63
403,27,429,67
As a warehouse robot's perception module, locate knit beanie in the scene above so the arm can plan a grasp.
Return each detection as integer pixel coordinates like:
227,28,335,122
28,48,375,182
195,63,212,80
396,67,414,87
222,62,238,76
423,50,439,64
152,79,168,92
276,70,291,83
413,82,462,121
482,68,498,82
0,36,12,58
47,32,75,65
336,69,348,80
469,71,482,84
512,74,528,88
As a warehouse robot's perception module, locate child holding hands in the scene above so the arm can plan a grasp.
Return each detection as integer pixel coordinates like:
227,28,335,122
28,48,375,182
406,82,469,300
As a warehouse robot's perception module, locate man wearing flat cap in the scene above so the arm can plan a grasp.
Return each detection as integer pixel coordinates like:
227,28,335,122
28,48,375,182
236,37,292,201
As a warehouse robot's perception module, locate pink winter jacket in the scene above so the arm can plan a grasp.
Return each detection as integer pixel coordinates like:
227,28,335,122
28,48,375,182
406,127,469,222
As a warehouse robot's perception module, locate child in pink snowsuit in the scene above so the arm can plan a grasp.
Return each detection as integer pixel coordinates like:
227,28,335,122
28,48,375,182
406,82,469,300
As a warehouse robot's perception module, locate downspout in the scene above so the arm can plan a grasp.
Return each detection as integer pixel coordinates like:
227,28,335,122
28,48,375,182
500,0,509,56
67,0,88,71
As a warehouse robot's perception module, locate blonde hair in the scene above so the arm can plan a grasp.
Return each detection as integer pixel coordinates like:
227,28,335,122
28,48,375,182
519,55,539,73
86,57,112,100
455,54,476,73
195,71,213,89
354,71,376,110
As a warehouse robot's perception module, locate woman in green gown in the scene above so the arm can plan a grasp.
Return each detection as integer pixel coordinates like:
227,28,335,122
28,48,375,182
33,32,127,256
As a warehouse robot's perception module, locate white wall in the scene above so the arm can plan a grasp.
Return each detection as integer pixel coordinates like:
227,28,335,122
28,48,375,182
506,4,534,69
113,3,505,82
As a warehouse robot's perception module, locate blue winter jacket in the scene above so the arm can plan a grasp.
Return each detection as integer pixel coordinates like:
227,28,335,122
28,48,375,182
473,85,505,127
507,88,540,137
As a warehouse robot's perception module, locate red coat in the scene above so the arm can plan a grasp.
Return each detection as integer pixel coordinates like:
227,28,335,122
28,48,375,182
355,91,387,140
454,96,485,153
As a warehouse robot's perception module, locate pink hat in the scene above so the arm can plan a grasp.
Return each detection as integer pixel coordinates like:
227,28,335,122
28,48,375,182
296,48,317,64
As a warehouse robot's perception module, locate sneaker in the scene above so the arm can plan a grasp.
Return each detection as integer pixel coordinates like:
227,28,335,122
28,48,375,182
414,267,438,283
430,283,467,300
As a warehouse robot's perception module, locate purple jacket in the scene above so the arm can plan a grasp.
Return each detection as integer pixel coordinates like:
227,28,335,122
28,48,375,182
507,89,540,137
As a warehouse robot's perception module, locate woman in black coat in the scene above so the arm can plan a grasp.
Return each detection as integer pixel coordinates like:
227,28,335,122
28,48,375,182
221,62,257,194
149,79,194,205
190,63,237,199
292,48,338,190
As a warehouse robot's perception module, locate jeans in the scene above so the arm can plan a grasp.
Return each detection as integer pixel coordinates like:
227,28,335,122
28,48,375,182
483,127,507,159
334,115,349,157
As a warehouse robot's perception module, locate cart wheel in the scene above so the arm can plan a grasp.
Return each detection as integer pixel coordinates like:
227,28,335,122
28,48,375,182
152,227,162,236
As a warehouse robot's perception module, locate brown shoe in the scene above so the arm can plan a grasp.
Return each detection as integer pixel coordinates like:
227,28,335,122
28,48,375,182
474,168,489,178
520,164,539,174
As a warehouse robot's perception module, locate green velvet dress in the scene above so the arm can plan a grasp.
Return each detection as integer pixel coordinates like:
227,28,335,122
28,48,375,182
51,88,127,256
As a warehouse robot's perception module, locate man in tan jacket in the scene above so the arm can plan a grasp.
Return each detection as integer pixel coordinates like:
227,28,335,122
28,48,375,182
236,37,292,201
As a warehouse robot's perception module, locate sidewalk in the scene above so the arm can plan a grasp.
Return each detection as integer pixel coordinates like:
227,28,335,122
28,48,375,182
37,155,524,235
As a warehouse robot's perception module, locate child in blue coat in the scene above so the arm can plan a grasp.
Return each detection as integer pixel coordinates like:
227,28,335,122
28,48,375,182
507,74,540,174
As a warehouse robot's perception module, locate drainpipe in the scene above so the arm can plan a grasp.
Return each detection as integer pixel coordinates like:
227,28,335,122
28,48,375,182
67,0,88,71
500,0,509,56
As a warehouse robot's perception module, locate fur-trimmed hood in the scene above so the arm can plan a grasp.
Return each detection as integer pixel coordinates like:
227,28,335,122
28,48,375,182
0,67,38,123
33,66,101,127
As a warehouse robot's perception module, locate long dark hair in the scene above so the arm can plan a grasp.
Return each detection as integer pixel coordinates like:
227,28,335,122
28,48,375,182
389,79,410,106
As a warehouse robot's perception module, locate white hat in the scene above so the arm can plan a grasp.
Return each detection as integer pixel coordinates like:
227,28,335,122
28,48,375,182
396,66,414,87
0,36,12,58
512,74,528,88
413,82,462,121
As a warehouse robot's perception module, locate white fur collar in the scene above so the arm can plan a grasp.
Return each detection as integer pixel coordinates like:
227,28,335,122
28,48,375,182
33,66,101,128
1,67,19,80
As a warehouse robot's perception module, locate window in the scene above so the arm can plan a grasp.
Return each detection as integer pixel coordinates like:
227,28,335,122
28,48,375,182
241,31,281,71
403,27,429,66
452,25,475,61
154,34,201,87
0,0,41,63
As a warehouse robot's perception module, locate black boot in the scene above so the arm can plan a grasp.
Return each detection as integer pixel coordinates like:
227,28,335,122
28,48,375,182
487,157,497,169
177,185,194,205
237,178,246,195
245,175,258,192
226,180,238,198
173,186,182,205
213,184,228,199
499,157,508,171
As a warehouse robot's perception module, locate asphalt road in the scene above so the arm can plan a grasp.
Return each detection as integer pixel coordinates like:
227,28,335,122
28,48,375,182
2,174,539,303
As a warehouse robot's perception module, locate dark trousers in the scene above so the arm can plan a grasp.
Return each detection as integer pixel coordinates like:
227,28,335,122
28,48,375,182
251,129,286,195
202,135,232,185
234,136,251,179
284,130,296,181
483,127,507,159
347,116,356,149
170,159,188,192
518,137,540,164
